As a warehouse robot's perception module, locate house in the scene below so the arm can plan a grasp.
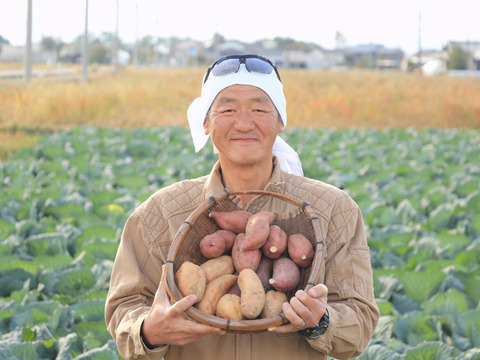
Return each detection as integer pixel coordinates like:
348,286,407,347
402,49,447,75
0,43,51,63
344,43,404,70
445,41,480,70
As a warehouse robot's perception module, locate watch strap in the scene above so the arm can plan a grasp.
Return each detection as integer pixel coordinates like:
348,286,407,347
298,308,329,339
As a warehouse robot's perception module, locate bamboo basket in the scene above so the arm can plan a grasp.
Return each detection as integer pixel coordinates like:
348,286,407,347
165,188,324,333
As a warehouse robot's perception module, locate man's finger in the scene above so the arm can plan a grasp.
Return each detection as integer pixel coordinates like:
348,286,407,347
168,294,198,316
308,284,328,298
152,264,169,305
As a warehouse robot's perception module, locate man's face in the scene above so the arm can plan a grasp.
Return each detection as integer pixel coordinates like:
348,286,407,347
203,84,284,168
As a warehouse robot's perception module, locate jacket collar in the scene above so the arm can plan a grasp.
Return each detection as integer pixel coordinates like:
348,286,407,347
202,157,286,200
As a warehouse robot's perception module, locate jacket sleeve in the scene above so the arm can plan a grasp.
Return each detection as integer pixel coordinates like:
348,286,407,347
105,209,169,360
308,195,379,360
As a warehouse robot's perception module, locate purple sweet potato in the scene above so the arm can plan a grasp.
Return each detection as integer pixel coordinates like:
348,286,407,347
256,256,273,292
269,257,300,293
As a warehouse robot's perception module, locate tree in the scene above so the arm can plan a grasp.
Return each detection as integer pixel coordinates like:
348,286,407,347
448,46,468,70
41,36,64,63
0,35,10,55
89,43,111,64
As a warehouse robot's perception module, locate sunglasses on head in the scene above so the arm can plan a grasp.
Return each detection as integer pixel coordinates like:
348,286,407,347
203,54,282,84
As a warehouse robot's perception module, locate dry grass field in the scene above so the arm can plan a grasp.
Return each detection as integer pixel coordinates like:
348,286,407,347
1,65,479,158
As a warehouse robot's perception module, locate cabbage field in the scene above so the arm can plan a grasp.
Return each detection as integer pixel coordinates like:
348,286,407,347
0,126,479,359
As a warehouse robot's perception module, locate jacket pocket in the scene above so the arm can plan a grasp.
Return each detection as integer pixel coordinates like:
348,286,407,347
349,245,374,298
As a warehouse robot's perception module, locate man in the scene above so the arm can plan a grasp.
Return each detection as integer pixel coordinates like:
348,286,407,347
105,54,379,360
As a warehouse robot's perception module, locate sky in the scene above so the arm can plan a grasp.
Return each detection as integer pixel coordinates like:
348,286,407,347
0,0,479,55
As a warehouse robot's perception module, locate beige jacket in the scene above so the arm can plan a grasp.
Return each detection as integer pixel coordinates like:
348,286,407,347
105,159,379,360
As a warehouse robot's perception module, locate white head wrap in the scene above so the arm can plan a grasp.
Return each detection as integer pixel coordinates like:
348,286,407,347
187,62,303,176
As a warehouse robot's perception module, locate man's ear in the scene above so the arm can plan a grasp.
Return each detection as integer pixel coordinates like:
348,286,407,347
278,117,285,134
203,118,209,135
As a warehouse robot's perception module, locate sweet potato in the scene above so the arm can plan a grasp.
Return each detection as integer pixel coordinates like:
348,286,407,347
232,233,261,272
287,233,314,267
263,225,287,259
215,229,237,252
200,255,234,283
175,261,206,303
196,274,238,315
227,280,241,296
209,211,252,233
199,233,226,258
238,269,266,319
269,257,300,293
261,290,288,318
241,211,275,251
256,256,273,292
216,294,245,320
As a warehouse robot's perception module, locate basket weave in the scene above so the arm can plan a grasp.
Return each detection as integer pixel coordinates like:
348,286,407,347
166,188,324,333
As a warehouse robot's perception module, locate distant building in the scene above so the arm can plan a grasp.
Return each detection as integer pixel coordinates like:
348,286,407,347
402,49,447,75
445,41,480,70
344,44,404,70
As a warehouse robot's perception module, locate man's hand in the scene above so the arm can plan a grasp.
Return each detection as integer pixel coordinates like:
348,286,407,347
268,284,328,334
141,264,225,348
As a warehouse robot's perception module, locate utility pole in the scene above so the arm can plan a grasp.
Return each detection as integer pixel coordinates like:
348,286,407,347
134,0,138,66
113,0,119,75
24,0,33,82
82,0,89,82
417,10,422,74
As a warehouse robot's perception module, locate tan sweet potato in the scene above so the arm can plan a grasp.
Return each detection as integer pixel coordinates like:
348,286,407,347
287,233,314,267
209,211,252,233
238,269,266,319
200,255,234,283
216,294,245,320
216,229,237,252
196,274,238,315
241,211,275,251
263,225,287,259
269,257,300,293
232,233,261,272
256,256,273,292
175,261,206,303
261,290,288,318
199,233,226,258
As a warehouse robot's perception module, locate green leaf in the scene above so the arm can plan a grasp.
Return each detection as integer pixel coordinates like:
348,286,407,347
0,341,38,359
436,230,471,254
72,299,106,322
455,310,480,348
73,340,119,360
394,312,439,345
422,289,469,315
400,271,445,304
404,341,460,360
26,232,69,257
427,203,456,230
55,268,96,297
356,343,402,359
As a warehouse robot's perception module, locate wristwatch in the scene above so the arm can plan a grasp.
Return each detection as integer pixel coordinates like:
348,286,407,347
298,308,329,339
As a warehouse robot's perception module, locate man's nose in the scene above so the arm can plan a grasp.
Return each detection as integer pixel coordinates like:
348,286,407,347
234,110,254,131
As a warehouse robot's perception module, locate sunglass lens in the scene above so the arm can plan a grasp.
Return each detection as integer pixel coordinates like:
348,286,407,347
245,58,274,74
211,59,240,76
